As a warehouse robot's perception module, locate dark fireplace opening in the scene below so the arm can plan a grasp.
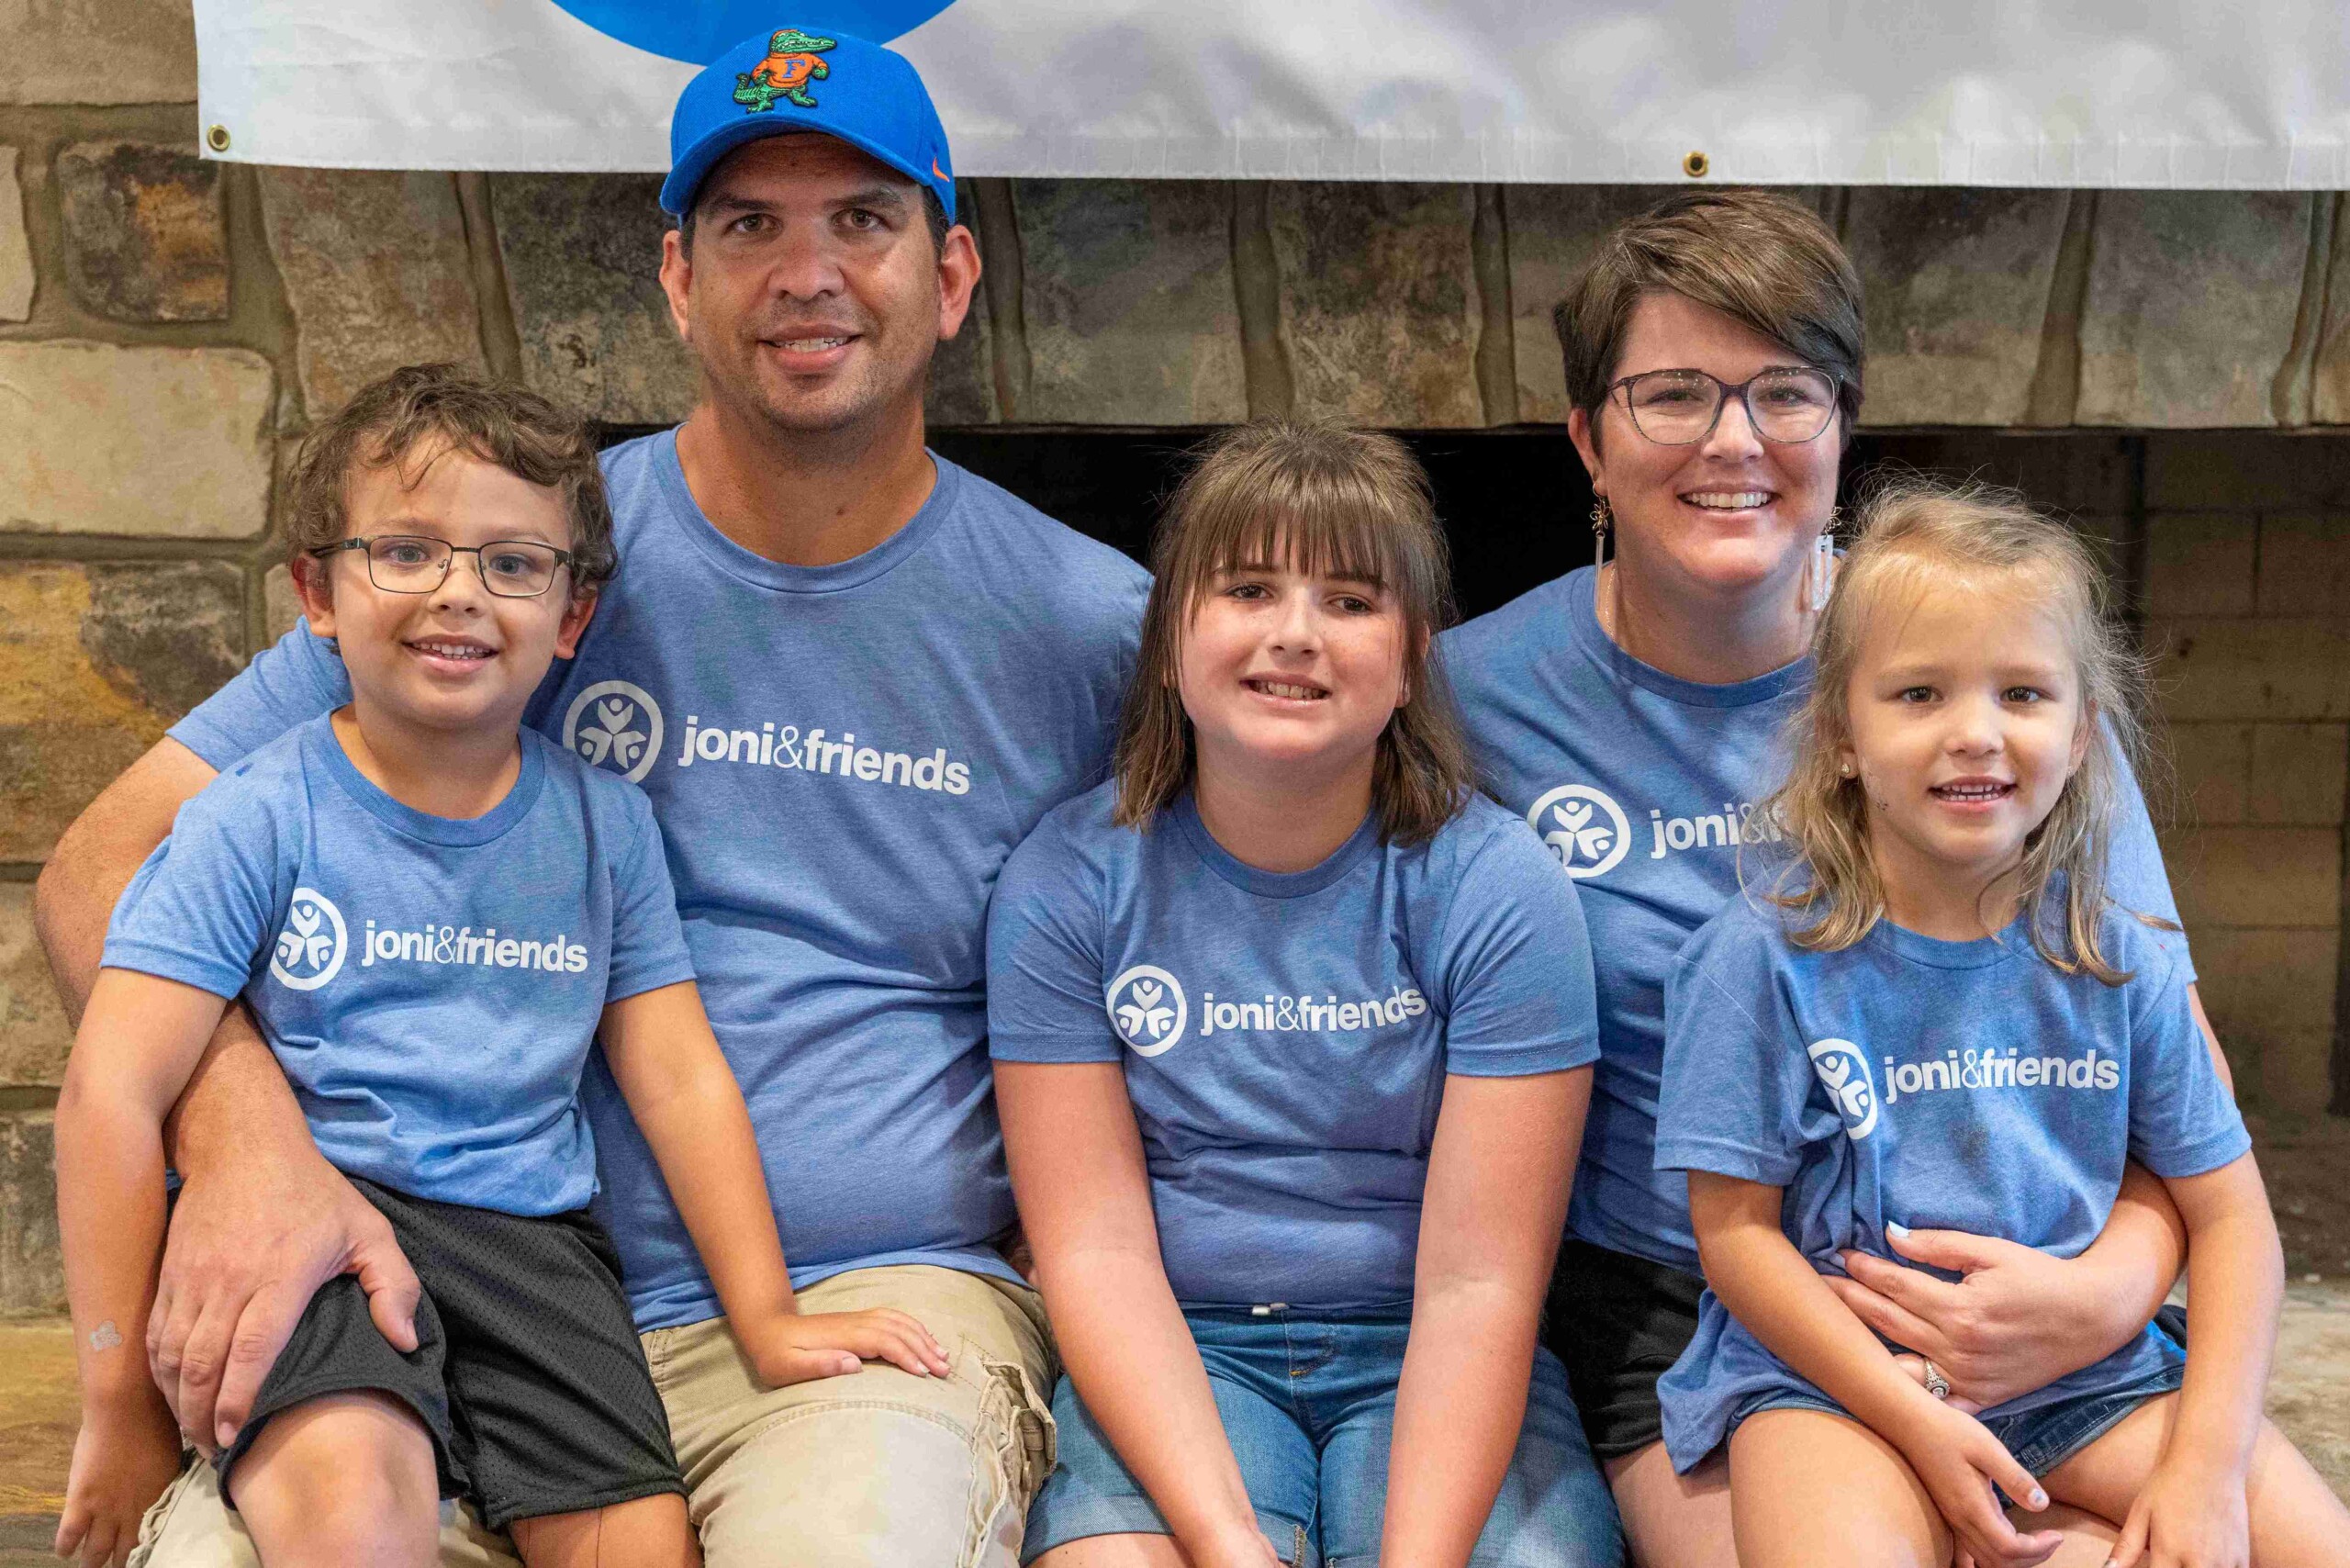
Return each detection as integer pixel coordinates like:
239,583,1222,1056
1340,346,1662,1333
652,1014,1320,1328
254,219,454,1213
923,427,2171,622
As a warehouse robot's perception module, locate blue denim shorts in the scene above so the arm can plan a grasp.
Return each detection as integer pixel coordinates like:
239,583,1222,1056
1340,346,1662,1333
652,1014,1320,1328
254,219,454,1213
1741,1359,2185,1480
1022,1307,1625,1568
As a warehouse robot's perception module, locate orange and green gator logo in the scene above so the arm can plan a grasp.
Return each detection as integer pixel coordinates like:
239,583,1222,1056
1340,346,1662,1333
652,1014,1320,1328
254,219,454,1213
733,28,835,111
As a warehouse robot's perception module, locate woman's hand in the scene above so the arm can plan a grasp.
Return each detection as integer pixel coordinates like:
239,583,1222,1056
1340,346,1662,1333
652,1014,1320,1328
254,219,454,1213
1886,1398,2064,1568
55,1394,184,1568
2106,1450,2248,1568
1825,1225,2143,1409
737,1307,951,1385
1891,1351,1982,1414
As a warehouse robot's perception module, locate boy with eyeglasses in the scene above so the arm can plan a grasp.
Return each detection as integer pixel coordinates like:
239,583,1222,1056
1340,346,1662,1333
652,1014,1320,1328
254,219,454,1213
53,364,945,1568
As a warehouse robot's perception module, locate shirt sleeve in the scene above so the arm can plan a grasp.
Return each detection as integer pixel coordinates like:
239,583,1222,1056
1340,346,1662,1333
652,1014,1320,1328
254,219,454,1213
1653,906,1818,1185
986,824,1121,1064
601,789,698,1005
99,780,286,1001
2124,942,2249,1179
168,624,352,771
2102,721,2194,983
1431,824,1600,1078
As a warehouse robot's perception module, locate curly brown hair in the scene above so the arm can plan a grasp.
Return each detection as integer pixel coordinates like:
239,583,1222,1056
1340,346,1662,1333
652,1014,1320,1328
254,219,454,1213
285,364,616,594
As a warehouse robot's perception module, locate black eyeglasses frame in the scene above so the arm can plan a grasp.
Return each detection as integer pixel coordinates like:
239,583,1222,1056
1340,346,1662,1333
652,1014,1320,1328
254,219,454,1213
1604,366,1842,447
307,534,577,599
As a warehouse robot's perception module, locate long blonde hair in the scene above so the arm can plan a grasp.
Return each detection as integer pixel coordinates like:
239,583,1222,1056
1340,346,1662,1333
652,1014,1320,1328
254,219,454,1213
1765,479,2166,983
1113,420,1472,845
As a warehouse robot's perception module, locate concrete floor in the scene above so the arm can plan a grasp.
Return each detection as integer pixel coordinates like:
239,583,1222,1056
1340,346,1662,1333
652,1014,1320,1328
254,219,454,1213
3,1290,2346,1563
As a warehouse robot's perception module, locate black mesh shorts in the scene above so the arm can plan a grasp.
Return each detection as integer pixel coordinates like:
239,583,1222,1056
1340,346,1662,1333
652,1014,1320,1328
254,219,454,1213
1542,1237,1707,1463
215,1177,684,1530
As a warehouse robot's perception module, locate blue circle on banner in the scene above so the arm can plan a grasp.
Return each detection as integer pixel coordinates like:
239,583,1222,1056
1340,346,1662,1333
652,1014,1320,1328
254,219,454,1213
547,2,957,63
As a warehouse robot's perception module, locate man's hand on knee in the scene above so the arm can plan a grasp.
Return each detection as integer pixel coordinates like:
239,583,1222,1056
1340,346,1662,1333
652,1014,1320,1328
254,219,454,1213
150,1151,421,1452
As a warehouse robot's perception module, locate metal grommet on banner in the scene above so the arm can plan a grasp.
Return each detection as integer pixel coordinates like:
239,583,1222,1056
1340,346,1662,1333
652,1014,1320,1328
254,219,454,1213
1683,150,1709,178
206,124,232,153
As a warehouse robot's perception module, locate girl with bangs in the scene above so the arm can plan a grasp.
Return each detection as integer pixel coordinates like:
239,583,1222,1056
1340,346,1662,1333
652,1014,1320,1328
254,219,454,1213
988,422,1624,1568
1651,484,2346,1567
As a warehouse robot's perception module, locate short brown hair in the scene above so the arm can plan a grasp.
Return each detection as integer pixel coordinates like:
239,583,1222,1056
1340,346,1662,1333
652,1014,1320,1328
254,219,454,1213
1113,421,1473,846
1554,190,1865,443
1762,478,2166,984
286,364,616,593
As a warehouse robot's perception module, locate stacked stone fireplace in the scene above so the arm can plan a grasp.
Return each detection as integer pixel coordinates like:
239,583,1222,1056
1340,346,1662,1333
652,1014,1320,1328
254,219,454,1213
3,1,2348,1314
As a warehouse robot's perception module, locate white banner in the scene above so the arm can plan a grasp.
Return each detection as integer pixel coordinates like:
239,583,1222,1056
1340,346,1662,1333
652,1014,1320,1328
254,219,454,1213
194,1,2350,187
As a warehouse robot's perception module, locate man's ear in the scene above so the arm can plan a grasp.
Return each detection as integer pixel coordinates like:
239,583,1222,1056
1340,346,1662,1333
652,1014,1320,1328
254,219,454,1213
935,223,981,344
555,588,599,659
658,227,694,346
290,553,339,640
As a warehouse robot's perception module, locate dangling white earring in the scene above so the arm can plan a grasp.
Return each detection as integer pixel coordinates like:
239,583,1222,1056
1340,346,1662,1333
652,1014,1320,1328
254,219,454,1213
1591,497,1613,570
1807,512,1840,614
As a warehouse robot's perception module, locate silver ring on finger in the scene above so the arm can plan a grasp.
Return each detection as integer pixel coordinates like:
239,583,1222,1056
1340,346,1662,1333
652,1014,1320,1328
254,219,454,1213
1923,1359,1952,1400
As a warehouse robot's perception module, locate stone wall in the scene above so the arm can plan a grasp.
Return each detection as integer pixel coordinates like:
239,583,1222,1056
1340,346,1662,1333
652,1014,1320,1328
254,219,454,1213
3,0,2347,1314
2143,437,2350,1117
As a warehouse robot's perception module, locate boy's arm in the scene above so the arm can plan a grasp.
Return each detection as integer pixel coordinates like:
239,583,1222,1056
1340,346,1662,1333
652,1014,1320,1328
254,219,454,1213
994,1059,1280,1568
1686,1171,2064,1568
53,970,241,1562
597,981,948,1382
35,737,420,1451
2106,1153,2281,1568
37,740,218,1023
1382,1069,1583,1568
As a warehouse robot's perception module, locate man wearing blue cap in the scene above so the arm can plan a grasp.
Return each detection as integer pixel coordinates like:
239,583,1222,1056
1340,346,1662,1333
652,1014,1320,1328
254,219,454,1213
38,24,1149,1566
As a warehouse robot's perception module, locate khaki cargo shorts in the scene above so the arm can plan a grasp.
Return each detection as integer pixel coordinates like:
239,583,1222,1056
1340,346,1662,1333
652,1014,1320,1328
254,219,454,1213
130,1262,1058,1568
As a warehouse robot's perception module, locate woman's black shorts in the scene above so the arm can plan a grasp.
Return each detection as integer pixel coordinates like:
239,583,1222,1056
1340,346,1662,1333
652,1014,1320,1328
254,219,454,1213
1542,1237,1707,1463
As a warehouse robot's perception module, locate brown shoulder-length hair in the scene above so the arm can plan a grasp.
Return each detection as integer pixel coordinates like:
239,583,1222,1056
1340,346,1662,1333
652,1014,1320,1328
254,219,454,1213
1113,420,1473,845
1554,190,1865,446
1762,478,2168,983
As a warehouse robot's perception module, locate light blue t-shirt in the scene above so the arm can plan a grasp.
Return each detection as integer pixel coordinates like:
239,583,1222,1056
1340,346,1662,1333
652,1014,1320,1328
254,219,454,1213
103,718,696,1216
986,783,1601,1312
168,433,1150,1327
1443,566,2191,1273
1651,891,2248,1472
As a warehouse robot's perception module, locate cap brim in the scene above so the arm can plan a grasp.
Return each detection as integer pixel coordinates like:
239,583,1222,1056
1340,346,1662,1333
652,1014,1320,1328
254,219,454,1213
661,111,946,220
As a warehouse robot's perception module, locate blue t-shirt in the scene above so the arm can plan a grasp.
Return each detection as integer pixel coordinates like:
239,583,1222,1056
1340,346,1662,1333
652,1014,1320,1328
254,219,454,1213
1651,891,2248,1472
169,433,1151,1327
985,783,1601,1312
103,718,695,1215
1442,566,2191,1272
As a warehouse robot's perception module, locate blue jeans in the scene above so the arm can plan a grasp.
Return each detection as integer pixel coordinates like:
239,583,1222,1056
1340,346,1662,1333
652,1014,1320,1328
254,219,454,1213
1744,1358,2185,1480
1023,1307,1624,1568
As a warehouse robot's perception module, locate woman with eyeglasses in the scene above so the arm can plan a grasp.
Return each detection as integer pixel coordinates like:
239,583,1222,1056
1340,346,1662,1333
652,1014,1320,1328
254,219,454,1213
1443,190,2220,1566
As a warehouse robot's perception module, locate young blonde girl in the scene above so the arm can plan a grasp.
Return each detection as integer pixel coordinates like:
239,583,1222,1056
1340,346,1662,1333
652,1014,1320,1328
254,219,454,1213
987,421,1624,1568
1651,481,2347,1568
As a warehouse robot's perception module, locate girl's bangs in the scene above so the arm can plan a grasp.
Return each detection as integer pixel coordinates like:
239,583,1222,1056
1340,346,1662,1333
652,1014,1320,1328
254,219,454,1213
1194,481,1404,591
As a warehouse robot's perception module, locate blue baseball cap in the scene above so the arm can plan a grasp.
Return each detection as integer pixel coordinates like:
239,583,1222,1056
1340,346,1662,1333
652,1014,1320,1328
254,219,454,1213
661,25,956,223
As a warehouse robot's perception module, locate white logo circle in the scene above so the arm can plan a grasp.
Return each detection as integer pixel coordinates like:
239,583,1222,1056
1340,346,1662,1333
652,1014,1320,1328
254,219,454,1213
1807,1037,1879,1140
1527,784,1633,879
270,887,348,991
563,680,665,783
1105,965,1188,1058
